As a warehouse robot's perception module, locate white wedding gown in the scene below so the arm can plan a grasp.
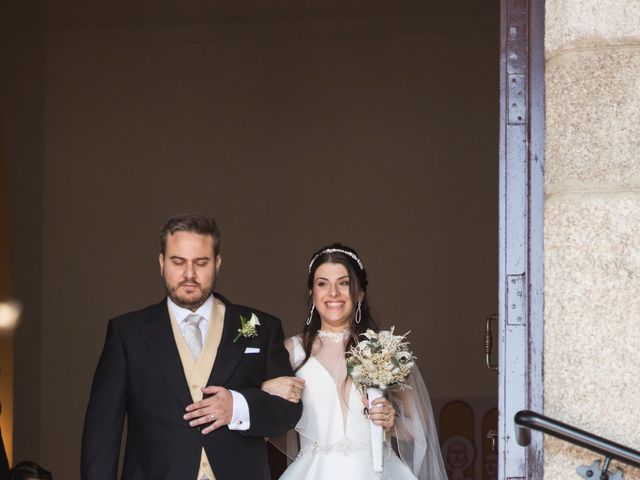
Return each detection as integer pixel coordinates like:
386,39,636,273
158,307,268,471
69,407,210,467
278,336,418,480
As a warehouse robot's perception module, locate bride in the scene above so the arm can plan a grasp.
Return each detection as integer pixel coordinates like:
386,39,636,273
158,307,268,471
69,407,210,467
262,244,447,480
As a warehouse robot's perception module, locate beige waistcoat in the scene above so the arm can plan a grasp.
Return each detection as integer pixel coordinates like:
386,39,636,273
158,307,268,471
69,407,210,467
168,298,225,480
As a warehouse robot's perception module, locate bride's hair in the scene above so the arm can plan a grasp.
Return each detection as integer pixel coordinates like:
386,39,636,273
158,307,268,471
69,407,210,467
296,243,378,373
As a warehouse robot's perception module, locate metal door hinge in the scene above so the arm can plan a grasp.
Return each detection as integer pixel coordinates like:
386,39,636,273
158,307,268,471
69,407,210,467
506,274,526,325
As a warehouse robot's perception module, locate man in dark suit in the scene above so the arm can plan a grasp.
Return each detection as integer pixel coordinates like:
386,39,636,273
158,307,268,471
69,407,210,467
81,214,301,480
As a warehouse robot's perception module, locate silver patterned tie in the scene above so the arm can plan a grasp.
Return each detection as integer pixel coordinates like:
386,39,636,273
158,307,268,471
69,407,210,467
183,313,204,360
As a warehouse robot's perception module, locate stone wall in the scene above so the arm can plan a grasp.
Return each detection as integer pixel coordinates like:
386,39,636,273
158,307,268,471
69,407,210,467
545,1,640,478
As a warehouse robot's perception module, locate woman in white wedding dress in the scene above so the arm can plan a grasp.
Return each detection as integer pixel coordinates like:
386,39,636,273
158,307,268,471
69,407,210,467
262,244,447,480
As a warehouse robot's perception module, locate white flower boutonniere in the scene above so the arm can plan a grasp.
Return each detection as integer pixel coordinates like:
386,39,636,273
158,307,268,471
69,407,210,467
233,313,260,343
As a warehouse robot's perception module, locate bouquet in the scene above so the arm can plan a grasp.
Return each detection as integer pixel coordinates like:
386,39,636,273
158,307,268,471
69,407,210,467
346,327,416,472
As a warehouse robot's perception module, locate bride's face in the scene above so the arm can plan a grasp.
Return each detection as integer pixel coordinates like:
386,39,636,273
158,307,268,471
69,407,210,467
311,262,362,331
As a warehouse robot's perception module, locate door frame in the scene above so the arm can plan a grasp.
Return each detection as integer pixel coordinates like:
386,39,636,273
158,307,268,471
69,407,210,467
498,0,545,478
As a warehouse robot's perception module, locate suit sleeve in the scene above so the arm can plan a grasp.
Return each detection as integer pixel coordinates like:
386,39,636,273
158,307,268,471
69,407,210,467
0,426,9,480
81,319,127,480
236,319,302,437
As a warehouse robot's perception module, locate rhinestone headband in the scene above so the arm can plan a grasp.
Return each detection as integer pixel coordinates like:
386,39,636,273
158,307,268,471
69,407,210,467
308,248,364,272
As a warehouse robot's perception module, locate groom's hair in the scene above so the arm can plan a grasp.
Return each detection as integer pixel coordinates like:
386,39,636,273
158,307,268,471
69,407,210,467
160,213,221,256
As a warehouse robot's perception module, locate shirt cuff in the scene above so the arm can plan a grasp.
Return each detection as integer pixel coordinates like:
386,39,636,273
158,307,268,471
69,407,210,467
229,390,250,430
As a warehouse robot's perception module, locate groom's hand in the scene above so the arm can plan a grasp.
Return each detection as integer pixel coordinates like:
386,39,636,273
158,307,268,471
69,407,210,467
184,386,233,434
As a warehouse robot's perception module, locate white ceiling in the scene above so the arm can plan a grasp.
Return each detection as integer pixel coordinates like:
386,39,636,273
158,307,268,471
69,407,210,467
39,0,498,29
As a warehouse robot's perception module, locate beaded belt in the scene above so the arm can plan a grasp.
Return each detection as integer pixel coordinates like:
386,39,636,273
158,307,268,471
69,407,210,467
297,437,369,458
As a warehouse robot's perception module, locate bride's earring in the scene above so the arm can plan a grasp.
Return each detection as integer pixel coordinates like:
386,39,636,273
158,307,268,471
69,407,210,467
355,302,362,324
306,304,315,326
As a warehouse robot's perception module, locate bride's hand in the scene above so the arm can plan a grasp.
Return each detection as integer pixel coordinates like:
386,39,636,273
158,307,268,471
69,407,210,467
367,397,396,432
261,376,305,403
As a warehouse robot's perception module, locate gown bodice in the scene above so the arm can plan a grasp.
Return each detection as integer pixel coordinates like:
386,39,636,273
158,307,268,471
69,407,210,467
295,355,371,457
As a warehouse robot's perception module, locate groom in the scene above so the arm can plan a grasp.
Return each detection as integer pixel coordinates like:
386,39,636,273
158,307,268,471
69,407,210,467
81,214,301,479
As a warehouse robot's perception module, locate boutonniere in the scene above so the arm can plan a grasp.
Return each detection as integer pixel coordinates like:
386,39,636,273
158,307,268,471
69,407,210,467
233,313,260,343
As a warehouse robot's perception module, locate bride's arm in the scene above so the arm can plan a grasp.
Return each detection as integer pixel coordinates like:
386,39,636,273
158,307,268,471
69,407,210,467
261,337,305,403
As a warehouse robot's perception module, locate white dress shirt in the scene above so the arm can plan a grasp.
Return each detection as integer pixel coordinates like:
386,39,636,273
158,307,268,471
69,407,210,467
167,296,250,430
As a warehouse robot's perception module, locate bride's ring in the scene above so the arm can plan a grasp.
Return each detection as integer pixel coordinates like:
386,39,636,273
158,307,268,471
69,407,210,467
209,414,215,422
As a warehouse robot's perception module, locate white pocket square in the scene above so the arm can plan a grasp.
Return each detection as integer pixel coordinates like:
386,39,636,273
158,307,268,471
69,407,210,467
244,347,260,354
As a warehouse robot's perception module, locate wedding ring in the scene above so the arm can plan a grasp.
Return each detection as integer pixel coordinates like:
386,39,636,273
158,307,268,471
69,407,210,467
209,414,215,422
384,414,390,422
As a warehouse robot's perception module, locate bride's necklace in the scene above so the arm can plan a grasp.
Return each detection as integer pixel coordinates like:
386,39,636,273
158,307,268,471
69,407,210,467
317,329,350,342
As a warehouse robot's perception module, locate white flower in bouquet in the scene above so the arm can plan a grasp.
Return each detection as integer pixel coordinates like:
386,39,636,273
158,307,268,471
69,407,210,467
346,326,416,391
395,351,415,368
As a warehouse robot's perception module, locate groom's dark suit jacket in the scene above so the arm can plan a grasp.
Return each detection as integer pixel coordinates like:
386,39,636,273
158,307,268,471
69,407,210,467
0,426,8,480
81,294,301,480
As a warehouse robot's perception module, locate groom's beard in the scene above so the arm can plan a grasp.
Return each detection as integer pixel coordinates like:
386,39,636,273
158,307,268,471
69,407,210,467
163,277,214,311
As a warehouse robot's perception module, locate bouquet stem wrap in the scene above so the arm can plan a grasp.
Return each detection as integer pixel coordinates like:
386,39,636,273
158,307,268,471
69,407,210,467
367,387,384,473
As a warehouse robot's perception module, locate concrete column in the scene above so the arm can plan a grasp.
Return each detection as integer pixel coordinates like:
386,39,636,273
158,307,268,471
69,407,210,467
545,1,640,478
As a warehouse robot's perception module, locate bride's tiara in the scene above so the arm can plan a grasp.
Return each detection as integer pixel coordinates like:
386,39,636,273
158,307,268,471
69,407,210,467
308,248,364,272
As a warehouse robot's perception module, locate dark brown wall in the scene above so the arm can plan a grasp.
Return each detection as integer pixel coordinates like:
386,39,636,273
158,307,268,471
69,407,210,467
0,0,45,466
3,10,498,479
